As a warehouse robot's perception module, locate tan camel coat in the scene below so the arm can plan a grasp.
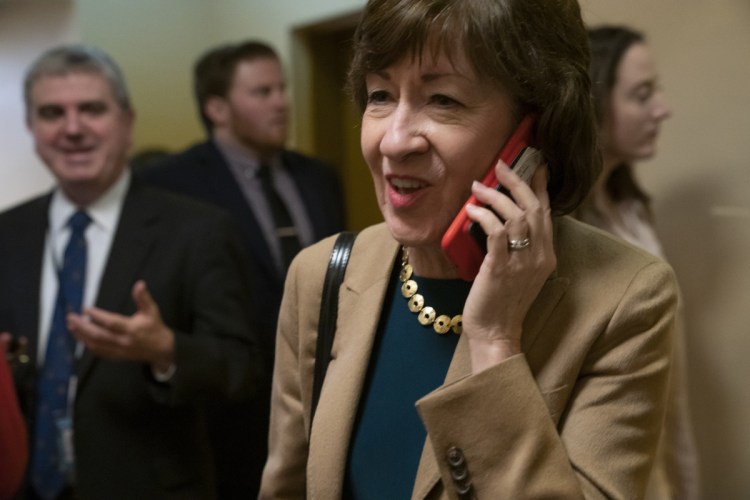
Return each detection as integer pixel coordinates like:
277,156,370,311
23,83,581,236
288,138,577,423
260,216,677,499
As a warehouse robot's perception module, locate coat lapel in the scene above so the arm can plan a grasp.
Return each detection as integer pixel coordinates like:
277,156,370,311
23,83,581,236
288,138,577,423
203,142,281,285
283,151,331,241
307,227,400,499
6,195,51,408
305,223,571,499
77,181,162,385
13,195,51,364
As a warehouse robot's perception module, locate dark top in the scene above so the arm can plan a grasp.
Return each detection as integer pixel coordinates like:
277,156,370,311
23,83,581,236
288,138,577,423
137,141,346,364
344,270,470,499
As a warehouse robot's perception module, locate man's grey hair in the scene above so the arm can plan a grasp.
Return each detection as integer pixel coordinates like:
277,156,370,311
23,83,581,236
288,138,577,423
24,44,132,117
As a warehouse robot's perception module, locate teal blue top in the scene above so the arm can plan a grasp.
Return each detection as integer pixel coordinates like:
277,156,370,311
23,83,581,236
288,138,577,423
343,269,471,499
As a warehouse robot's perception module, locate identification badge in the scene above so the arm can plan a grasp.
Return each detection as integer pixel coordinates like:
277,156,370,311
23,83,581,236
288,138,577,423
53,410,76,482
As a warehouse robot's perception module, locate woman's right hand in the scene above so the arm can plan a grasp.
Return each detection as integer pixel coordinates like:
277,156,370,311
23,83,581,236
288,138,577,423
461,163,556,373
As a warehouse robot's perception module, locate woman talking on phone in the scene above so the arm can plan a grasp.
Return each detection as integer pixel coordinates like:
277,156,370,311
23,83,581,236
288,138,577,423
260,1,678,498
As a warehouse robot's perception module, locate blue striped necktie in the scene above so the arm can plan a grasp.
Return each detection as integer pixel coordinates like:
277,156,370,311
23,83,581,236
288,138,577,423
31,210,91,499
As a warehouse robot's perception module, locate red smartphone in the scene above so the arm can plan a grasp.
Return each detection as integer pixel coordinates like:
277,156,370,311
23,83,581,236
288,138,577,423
441,114,541,281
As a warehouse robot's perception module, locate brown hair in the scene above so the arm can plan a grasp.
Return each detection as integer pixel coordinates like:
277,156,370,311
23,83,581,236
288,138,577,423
193,40,279,132
347,0,600,215
588,25,651,206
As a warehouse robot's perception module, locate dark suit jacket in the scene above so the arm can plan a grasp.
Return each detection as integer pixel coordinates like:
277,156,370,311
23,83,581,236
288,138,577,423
137,140,345,498
0,179,261,500
138,141,346,357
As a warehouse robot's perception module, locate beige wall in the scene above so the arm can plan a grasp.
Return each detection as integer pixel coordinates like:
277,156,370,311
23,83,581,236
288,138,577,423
580,2,750,498
1,1,748,497
0,0,364,209
75,0,365,153
0,0,77,209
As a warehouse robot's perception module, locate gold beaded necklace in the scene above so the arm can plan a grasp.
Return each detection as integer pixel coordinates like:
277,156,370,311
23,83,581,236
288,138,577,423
398,247,463,335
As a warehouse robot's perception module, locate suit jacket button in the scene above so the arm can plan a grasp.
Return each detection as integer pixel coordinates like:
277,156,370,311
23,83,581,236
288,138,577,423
447,446,465,467
446,447,474,499
451,464,469,482
455,479,473,496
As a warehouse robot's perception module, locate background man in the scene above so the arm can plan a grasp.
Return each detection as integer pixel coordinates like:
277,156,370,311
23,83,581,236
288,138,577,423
0,45,261,499
138,39,346,497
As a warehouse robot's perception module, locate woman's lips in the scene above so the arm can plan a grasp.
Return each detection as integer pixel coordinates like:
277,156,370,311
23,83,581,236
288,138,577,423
390,176,426,193
387,176,428,209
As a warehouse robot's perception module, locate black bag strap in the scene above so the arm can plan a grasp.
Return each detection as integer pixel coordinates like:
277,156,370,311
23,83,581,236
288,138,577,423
311,231,356,434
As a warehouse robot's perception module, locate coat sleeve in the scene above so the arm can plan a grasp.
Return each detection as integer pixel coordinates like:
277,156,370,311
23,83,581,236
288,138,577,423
147,211,263,405
416,260,677,499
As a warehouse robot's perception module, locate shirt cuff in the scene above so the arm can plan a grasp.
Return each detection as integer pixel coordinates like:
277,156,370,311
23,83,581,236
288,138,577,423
151,362,176,383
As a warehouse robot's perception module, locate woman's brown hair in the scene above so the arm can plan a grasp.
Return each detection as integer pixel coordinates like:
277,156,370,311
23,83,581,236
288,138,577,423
588,25,651,206
347,0,601,215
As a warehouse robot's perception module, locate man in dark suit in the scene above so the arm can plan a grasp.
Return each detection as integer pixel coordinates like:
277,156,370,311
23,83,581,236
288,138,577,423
0,45,261,499
138,40,346,497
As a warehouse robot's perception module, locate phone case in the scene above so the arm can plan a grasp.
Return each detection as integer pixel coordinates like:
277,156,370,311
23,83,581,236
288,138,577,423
441,114,540,281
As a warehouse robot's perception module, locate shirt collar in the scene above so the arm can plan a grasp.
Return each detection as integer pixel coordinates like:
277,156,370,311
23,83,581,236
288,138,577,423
49,168,131,234
212,137,282,176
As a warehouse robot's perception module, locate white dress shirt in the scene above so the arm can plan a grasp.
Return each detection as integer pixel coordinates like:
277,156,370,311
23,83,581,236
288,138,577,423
37,170,130,364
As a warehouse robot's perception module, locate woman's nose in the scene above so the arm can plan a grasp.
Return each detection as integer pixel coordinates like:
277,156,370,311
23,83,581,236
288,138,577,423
653,91,672,121
379,105,428,160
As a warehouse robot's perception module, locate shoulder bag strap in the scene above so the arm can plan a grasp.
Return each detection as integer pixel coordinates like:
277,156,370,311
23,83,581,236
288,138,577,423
310,231,356,435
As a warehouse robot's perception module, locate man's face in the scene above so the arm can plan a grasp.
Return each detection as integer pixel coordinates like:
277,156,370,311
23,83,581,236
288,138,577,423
27,71,133,205
222,57,289,154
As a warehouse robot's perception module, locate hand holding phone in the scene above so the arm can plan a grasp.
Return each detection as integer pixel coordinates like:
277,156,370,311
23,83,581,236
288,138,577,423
441,114,542,281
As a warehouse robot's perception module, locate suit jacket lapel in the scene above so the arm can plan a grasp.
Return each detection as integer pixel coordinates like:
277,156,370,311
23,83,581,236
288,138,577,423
13,195,51,372
205,142,281,285
77,181,161,384
307,227,400,499
283,151,326,241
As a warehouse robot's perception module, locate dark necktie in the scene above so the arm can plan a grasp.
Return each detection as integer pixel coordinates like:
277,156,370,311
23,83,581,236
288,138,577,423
31,210,91,499
257,164,302,270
